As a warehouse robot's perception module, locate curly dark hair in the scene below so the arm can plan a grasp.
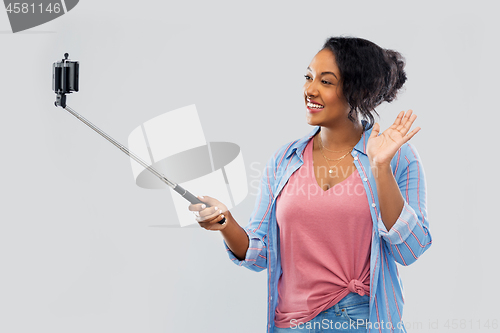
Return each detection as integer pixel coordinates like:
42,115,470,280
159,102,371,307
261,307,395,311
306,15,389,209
322,37,407,130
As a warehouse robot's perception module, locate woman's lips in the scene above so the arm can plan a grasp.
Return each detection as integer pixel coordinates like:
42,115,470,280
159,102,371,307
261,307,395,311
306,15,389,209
307,99,323,106
307,106,323,113
306,100,324,113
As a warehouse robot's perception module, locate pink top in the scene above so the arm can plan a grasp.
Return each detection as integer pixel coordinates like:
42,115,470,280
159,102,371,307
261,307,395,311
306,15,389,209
274,138,372,328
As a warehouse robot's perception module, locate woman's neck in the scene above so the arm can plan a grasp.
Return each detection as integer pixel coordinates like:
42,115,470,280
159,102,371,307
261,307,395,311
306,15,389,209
317,119,365,151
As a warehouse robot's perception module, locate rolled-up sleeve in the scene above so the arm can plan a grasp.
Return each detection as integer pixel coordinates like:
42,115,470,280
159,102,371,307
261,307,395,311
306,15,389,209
224,228,267,272
378,143,432,266
223,151,279,272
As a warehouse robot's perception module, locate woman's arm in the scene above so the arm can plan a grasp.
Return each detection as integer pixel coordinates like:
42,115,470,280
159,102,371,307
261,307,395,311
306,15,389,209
366,111,432,265
371,163,404,231
220,212,249,261
377,143,432,265
366,110,420,231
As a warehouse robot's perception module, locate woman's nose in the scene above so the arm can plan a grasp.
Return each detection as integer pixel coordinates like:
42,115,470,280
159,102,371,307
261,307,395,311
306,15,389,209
304,81,318,98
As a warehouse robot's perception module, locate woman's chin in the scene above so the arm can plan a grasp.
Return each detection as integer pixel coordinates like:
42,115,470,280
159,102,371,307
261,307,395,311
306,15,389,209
305,114,320,126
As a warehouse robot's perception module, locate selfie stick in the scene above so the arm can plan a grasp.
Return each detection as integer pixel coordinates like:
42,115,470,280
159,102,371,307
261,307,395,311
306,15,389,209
52,53,225,224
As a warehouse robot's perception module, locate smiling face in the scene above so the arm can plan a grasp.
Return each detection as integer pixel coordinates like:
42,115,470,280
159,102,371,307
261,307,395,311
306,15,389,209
303,48,352,127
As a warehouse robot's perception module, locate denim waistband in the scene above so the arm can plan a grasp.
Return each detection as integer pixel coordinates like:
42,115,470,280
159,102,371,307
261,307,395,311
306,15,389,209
333,292,370,309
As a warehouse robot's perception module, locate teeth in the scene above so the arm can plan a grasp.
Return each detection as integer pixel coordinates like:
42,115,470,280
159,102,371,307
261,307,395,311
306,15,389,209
307,102,324,109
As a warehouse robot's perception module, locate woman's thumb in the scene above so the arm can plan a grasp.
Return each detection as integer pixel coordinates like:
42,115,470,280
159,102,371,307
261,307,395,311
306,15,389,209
370,122,380,138
197,195,215,205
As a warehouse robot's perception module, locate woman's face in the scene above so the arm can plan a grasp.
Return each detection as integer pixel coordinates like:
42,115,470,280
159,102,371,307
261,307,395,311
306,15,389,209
303,48,351,127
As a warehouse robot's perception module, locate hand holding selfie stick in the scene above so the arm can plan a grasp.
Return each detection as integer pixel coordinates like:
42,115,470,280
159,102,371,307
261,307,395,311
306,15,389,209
52,53,225,224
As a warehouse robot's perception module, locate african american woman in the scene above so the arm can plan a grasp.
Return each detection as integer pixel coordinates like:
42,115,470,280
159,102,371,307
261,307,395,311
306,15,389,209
189,36,432,333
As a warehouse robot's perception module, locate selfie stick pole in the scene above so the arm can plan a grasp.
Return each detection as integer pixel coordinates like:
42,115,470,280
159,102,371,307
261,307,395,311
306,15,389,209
62,105,209,205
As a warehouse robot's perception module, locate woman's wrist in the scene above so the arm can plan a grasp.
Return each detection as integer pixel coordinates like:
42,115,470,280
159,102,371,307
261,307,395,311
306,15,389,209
220,210,238,233
220,210,249,260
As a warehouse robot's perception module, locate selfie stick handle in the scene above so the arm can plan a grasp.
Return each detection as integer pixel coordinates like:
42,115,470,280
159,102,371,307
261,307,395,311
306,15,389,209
60,105,225,224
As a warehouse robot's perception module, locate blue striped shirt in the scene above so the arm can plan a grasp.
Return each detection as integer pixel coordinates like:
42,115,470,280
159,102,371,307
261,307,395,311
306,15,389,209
224,121,432,332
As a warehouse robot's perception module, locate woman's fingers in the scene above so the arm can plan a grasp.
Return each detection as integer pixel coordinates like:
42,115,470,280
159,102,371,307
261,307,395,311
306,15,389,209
188,202,206,212
189,195,229,230
198,213,226,230
196,195,221,207
197,206,224,222
403,113,417,131
395,110,417,133
188,196,218,216
404,126,421,142
393,110,404,127
188,203,221,222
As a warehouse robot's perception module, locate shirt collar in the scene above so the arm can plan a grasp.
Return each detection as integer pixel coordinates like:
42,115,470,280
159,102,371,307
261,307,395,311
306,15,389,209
285,120,373,160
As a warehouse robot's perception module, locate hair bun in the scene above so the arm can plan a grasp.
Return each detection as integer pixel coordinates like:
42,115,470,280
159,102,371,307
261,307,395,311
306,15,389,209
383,49,407,103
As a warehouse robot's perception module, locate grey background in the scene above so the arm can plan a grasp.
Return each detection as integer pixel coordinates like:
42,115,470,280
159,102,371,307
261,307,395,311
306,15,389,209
1,1,498,332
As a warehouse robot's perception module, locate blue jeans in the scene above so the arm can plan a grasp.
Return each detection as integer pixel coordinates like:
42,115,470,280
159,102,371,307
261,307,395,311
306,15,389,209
273,292,370,332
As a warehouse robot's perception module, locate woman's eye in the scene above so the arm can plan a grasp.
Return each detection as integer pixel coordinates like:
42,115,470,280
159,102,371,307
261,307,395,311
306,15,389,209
322,80,332,85
304,74,312,80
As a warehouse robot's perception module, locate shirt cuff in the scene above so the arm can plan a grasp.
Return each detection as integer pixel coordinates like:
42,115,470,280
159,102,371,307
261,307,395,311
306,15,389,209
378,200,418,245
223,228,264,267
